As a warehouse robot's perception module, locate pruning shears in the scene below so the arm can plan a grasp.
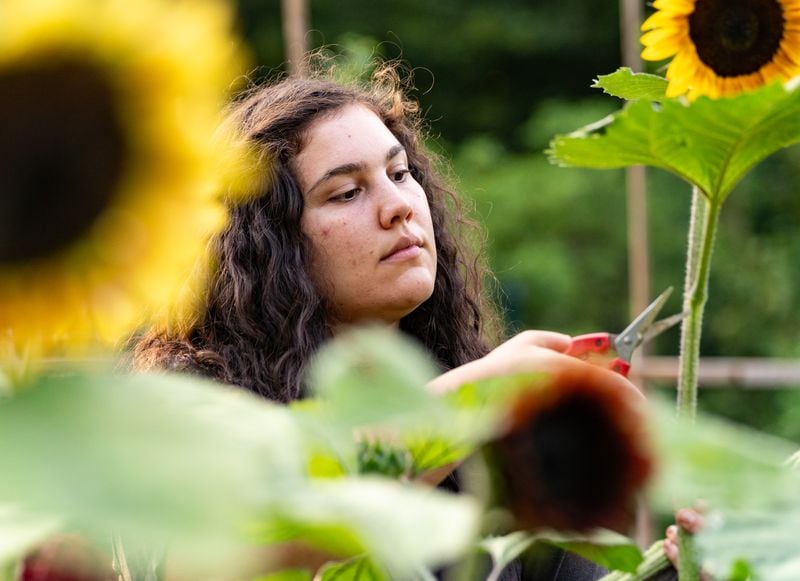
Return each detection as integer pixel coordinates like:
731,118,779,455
564,287,684,377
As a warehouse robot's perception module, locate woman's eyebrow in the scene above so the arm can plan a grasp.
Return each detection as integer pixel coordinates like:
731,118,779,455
386,143,405,161
306,143,406,196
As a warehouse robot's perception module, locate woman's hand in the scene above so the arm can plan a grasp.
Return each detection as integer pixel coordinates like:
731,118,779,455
664,507,709,578
428,330,644,403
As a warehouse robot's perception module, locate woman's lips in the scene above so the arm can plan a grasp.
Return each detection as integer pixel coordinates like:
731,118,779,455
381,243,423,262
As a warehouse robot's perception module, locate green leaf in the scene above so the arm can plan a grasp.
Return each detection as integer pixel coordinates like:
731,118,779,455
597,539,670,581
787,449,800,470
254,518,367,558
480,532,536,579
253,570,313,581
549,79,800,202
405,435,473,475
647,396,800,579
0,371,306,562
317,556,389,581
306,326,443,430
303,327,519,476
697,508,800,581
480,529,643,580
0,368,479,575
272,478,480,577
591,68,667,101
649,396,800,511
536,529,642,573
0,505,61,565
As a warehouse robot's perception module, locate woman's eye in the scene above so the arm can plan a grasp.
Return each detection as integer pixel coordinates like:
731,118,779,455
392,169,410,182
332,188,360,202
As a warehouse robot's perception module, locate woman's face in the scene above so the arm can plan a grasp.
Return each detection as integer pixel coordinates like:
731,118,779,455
294,104,437,328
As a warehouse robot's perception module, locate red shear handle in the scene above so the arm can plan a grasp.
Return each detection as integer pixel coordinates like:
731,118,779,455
607,357,631,377
565,333,612,359
565,333,631,377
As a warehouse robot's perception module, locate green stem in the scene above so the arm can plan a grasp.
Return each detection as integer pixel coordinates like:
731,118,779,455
675,186,722,581
596,539,670,580
677,528,702,581
676,188,721,420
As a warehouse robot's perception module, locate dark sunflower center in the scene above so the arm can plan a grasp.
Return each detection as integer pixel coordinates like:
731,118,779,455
689,0,786,77
526,396,624,512
0,57,127,264
491,393,627,530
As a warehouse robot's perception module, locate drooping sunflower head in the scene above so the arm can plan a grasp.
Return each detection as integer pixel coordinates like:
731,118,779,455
0,0,256,381
641,0,800,98
484,365,654,533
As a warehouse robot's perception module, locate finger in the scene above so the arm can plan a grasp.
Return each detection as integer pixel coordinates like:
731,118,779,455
665,524,678,542
547,352,647,401
676,507,704,533
663,538,679,568
515,330,572,352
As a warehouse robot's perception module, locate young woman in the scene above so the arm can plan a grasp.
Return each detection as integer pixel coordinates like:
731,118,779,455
133,63,679,580
133,64,639,403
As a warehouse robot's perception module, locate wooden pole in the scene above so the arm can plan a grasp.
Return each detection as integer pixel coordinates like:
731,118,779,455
281,0,309,77
620,0,650,336
619,0,653,550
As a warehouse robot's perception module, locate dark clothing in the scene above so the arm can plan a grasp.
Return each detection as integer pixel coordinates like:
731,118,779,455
435,543,606,580
499,546,678,580
437,472,607,580
505,546,608,581
436,471,678,581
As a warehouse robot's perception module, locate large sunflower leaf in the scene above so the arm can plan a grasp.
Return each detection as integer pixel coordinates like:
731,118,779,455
647,396,800,578
260,478,480,578
0,370,306,565
696,508,800,581
591,68,667,101
306,326,443,430
302,327,508,476
548,78,800,201
0,369,481,575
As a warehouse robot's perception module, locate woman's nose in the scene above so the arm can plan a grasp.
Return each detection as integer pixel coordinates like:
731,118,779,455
378,180,413,228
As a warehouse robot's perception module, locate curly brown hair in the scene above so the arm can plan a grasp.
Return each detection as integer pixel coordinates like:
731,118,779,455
133,63,503,402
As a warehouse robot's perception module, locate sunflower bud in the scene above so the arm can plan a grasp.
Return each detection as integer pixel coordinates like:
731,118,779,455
484,366,654,533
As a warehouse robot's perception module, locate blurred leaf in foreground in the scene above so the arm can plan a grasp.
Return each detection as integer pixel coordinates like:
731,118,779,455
0,369,304,566
648,395,800,579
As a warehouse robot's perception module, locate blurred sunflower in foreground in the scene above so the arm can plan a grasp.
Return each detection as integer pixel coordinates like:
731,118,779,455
641,0,800,99
485,366,654,533
0,0,256,384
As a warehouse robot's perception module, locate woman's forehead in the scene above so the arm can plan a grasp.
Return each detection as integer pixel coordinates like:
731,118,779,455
294,104,402,190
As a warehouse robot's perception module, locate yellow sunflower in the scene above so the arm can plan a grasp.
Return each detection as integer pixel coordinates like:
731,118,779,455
0,0,256,381
641,0,800,99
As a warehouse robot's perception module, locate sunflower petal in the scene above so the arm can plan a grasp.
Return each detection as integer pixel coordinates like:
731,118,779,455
641,10,684,31
641,33,685,61
652,0,695,14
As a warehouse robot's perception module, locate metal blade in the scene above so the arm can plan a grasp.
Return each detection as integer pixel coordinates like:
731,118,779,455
613,287,674,361
640,311,686,344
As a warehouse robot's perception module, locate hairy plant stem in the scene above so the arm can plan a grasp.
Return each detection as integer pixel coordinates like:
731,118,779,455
677,186,720,419
676,185,721,581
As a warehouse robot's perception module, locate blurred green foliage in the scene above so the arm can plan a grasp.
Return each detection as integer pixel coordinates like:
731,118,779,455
231,0,800,441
